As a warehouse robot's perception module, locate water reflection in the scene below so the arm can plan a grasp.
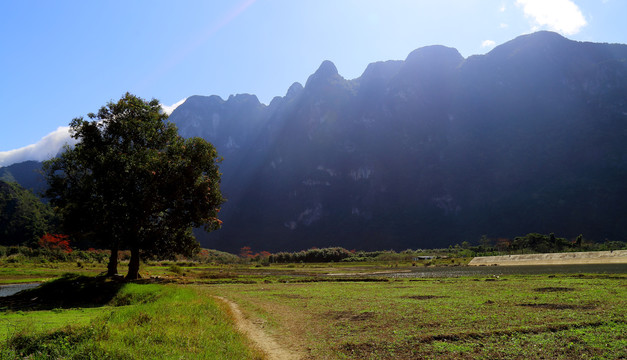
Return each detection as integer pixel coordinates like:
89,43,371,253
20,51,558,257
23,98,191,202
0,283,40,297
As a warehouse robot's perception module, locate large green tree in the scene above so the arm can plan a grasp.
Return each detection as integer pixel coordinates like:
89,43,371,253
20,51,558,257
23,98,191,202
44,93,224,279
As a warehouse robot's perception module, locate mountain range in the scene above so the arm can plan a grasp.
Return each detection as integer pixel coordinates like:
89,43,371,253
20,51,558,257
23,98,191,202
4,31,627,252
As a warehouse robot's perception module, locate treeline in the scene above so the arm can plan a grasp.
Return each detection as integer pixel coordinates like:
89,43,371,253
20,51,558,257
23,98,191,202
266,247,442,264
2,178,626,265
0,245,242,266
249,233,627,264
468,233,626,256
0,245,110,264
269,247,354,263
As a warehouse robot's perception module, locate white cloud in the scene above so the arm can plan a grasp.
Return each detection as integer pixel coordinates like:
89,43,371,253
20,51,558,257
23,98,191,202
1,98,188,168
516,0,587,35
0,127,76,167
161,98,188,115
482,40,496,48
500,3,506,12
500,23,509,29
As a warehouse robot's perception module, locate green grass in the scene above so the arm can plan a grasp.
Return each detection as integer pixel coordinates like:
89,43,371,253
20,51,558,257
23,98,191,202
0,262,107,284
1,261,625,359
0,307,102,341
0,257,472,285
0,275,263,359
209,274,627,359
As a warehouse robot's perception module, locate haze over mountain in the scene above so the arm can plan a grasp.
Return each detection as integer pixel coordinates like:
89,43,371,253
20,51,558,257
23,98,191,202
3,31,626,252
168,31,627,252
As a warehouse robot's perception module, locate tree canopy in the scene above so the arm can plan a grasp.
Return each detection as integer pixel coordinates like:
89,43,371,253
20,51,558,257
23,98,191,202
44,93,224,279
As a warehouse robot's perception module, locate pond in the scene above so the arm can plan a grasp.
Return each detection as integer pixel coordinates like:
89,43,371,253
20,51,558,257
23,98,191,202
0,283,41,297
384,263,627,278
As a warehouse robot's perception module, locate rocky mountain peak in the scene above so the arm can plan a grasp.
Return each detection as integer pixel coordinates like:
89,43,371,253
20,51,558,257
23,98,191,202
305,60,343,89
315,60,339,76
121,32,627,252
226,93,263,107
359,60,403,83
485,31,574,62
286,82,304,98
404,45,464,69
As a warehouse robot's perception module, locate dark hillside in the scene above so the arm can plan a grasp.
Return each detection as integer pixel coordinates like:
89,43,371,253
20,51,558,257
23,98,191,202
8,32,627,252
167,31,627,252
0,180,53,245
0,160,46,194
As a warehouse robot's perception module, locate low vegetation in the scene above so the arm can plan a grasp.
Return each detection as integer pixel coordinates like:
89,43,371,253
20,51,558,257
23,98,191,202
248,235,627,265
209,273,626,359
0,274,263,359
0,245,625,359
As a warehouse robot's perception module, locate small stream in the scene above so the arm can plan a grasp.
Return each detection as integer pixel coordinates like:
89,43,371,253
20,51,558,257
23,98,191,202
0,283,41,297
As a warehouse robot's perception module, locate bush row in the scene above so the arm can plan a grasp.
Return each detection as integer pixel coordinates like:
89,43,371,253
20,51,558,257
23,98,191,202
0,245,110,263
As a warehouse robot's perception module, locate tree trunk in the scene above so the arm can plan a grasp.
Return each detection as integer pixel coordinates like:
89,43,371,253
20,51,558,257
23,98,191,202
107,243,119,277
126,247,141,280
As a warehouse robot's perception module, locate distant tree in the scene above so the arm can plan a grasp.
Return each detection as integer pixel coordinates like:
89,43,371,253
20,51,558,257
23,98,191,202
479,235,492,248
0,180,54,246
512,233,570,253
239,246,254,259
601,240,626,251
38,233,72,253
495,238,511,253
44,93,224,279
575,234,583,248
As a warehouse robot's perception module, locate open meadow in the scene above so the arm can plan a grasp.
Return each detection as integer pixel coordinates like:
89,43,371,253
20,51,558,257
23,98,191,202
0,260,625,359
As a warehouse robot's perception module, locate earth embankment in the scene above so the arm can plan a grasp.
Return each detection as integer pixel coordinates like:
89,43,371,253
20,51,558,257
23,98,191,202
469,250,627,266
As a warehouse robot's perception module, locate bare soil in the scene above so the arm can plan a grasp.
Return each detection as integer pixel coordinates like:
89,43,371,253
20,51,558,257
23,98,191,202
214,296,303,360
516,303,596,310
469,250,627,266
533,287,575,292
401,295,447,300
325,310,375,321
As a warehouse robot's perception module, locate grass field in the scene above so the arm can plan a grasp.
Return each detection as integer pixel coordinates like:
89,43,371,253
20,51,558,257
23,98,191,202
207,273,626,359
0,262,106,284
0,274,263,359
0,262,625,359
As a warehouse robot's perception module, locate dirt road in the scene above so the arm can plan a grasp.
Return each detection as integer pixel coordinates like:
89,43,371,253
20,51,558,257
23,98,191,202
214,296,302,360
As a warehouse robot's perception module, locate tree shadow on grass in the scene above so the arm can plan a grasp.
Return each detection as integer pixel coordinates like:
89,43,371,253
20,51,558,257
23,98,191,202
0,273,126,311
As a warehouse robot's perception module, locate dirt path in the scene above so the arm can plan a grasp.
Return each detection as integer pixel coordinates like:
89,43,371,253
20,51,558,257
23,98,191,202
214,296,302,360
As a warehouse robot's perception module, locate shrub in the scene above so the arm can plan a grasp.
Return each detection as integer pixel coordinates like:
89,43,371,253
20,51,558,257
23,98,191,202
169,264,183,275
38,234,72,254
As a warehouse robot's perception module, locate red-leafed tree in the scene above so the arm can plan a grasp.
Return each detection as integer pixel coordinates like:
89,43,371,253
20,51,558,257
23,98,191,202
239,246,254,259
39,233,72,253
495,238,511,253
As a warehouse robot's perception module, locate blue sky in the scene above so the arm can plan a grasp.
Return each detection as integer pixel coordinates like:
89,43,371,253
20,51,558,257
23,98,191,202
1,0,626,165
